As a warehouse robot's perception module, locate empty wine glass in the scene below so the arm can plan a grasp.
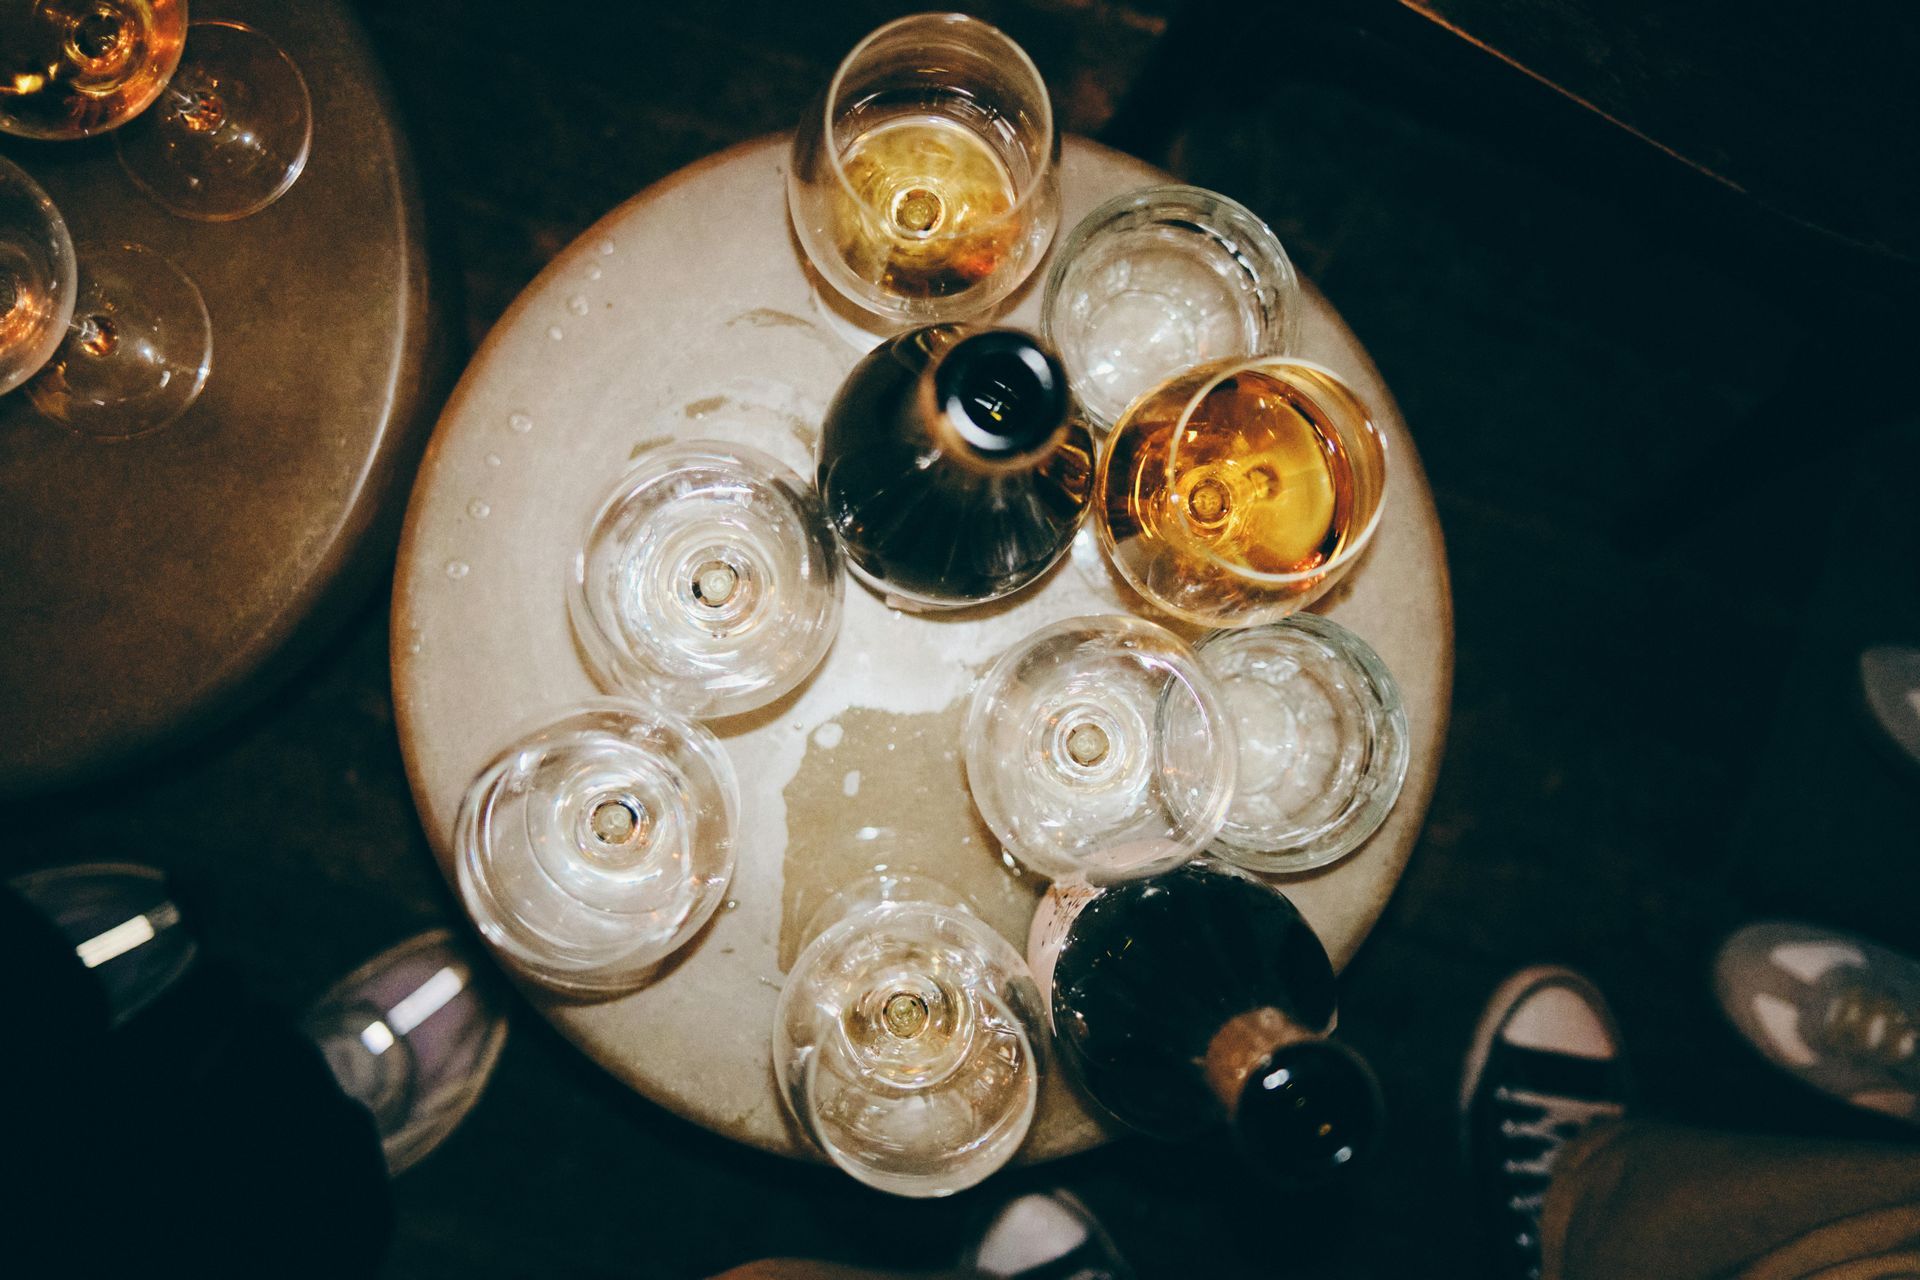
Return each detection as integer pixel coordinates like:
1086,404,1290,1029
7,861,196,1027
1197,616,1409,874
455,700,738,996
1043,184,1299,433
788,12,1059,325
775,872,1041,1197
0,0,187,140
964,614,1237,881
1096,357,1388,627
115,19,312,221
302,929,508,1175
570,441,842,719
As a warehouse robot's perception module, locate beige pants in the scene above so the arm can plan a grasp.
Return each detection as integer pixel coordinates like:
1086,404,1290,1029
1544,1123,1920,1280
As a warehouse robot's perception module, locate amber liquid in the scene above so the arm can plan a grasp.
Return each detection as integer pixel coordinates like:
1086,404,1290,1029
0,0,186,140
834,112,1020,301
1099,365,1374,626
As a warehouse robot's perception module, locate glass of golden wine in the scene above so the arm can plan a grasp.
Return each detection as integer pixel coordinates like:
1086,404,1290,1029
0,0,187,140
1096,358,1389,628
788,12,1059,326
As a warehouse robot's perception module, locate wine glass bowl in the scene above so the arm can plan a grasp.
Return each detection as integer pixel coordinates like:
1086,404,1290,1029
0,0,187,140
8,861,196,1027
775,878,1042,1197
1198,616,1409,874
1096,357,1388,628
454,701,739,996
570,440,843,719
302,929,508,1175
1043,185,1299,433
788,12,1059,324
0,156,78,396
964,614,1237,881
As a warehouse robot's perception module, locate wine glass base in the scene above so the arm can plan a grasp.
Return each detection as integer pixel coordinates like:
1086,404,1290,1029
115,20,312,222
1199,616,1409,874
27,241,210,440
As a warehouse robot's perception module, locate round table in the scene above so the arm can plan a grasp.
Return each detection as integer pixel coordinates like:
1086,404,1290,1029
0,0,445,800
393,135,1453,1160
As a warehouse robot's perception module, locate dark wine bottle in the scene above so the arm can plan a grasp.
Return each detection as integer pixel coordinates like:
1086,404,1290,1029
1030,861,1383,1181
815,325,1093,610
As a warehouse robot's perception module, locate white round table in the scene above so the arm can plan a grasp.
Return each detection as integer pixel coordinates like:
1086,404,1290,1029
393,135,1453,1160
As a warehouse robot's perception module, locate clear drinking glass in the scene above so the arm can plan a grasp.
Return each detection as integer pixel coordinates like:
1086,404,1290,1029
115,19,313,222
1096,357,1388,628
454,701,739,996
1043,185,1299,433
775,873,1042,1197
8,861,197,1026
964,614,1237,881
570,441,843,719
0,159,212,435
303,929,508,1175
0,0,187,140
788,12,1059,325
1197,616,1409,874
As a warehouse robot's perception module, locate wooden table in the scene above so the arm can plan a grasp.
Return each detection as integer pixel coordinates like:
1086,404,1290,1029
0,0,444,799
393,135,1453,1160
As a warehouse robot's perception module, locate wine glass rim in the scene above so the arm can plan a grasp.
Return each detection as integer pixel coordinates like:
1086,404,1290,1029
821,11,1057,241
1161,356,1389,586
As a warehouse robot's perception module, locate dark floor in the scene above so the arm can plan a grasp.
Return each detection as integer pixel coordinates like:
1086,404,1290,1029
6,2,1920,1277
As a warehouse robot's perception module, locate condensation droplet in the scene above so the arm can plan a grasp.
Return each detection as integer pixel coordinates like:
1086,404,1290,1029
597,239,615,256
468,499,490,519
568,295,590,316
406,628,423,655
812,721,844,748
445,560,469,580
485,453,502,467
724,899,739,911
843,769,861,797
547,325,564,341
509,413,533,433
587,266,603,281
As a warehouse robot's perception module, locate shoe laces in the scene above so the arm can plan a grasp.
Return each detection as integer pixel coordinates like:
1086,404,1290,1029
1491,1084,1622,1275
1821,978,1920,1083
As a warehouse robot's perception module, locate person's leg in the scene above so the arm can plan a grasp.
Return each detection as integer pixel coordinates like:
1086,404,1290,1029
1540,1121,1920,1280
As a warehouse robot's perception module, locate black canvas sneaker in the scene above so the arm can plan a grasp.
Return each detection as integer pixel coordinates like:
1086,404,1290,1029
1461,967,1632,1280
963,1191,1136,1280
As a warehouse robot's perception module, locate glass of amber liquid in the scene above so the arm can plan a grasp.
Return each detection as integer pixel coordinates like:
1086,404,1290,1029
788,12,1060,324
1096,358,1388,628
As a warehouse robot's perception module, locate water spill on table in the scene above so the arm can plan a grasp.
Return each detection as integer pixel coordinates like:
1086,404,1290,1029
778,697,1039,970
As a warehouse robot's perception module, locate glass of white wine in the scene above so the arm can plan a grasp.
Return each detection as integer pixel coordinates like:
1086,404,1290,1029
0,157,211,437
0,0,187,140
788,12,1060,325
775,872,1042,1197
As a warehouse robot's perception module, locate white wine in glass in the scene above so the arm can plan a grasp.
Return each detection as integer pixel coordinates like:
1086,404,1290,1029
0,0,186,140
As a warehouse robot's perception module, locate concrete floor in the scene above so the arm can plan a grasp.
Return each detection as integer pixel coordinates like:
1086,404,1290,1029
4,2,1917,1275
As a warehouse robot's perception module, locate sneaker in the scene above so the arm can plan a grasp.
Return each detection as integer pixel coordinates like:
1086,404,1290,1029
1461,967,1631,1280
1862,646,1920,769
962,1190,1135,1280
1714,921,1920,1125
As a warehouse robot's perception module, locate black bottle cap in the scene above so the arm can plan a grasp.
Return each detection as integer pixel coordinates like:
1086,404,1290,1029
1232,1038,1385,1184
933,329,1069,458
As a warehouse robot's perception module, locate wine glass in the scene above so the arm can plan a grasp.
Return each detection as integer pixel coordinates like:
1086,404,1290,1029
1042,184,1300,433
7,861,196,1027
0,157,212,437
1197,616,1409,874
1096,357,1388,628
788,12,1059,325
116,19,313,222
774,872,1041,1197
570,441,843,719
302,929,508,1175
454,700,738,996
964,614,1237,881
0,0,187,140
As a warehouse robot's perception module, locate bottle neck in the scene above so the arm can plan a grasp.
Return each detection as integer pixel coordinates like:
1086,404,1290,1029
1203,1005,1320,1115
922,328,1069,470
